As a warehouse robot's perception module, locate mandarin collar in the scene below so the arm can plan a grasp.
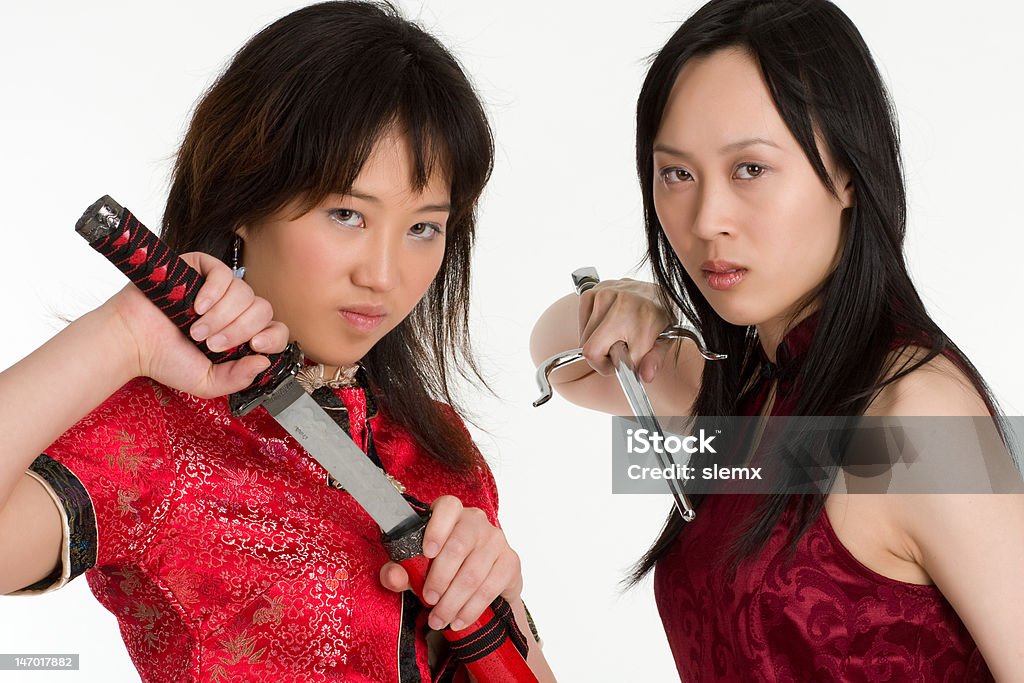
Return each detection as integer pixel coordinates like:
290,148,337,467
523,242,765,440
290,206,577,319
756,310,821,382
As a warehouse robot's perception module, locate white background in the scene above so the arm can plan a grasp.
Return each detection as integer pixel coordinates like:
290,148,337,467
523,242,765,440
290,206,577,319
1,2,1022,681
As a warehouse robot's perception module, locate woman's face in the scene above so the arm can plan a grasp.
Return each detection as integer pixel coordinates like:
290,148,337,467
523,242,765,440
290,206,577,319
652,48,853,343
238,133,450,370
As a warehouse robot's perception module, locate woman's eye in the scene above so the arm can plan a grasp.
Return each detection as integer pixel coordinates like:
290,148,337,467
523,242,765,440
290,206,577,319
409,222,443,240
735,164,766,180
329,208,365,228
659,167,693,185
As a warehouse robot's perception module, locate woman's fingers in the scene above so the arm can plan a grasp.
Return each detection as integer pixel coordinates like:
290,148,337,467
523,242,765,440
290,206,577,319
579,279,673,377
201,354,272,396
378,496,523,633
378,561,410,592
250,320,290,355
182,251,285,355
133,251,288,398
184,252,236,317
420,499,477,606
423,508,497,629
422,495,463,559
449,547,521,632
639,342,672,384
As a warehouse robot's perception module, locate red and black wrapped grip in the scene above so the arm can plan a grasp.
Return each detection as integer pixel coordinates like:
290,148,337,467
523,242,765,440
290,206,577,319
75,195,301,414
384,515,537,681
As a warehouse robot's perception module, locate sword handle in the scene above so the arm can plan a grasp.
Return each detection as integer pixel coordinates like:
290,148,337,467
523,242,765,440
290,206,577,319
384,517,538,682
571,266,600,295
74,195,299,412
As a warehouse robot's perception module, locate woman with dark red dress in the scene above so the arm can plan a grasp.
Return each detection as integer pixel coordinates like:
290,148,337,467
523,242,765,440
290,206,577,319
0,3,555,681
531,0,1022,680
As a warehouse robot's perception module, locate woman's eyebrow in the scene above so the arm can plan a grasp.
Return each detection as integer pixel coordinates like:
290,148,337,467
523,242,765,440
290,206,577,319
653,137,781,158
719,137,780,154
346,189,451,213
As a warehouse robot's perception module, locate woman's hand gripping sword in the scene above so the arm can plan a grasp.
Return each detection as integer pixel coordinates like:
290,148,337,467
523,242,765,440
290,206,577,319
532,267,727,522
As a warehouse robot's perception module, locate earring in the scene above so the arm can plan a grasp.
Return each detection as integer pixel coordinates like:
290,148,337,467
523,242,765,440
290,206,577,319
231,235,246,279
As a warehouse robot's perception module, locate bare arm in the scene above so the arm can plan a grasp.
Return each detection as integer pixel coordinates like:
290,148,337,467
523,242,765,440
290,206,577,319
0,306,137,594
876,357,1024,680
0,253,287,594
529,279,702,416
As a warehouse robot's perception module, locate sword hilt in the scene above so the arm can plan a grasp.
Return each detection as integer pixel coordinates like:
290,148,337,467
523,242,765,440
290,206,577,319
383,515,538,681
75,195,302,415
571,266,600,295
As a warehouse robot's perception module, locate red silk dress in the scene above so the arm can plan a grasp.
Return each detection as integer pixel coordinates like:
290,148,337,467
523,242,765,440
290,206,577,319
653,316,994,682
20,375,501,682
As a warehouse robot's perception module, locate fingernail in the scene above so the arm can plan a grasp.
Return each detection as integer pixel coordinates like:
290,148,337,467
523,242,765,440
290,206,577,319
250,334,265,350
194,299,210,315
450,620,465,632
424,590,439,605
252,357,270,376
191,324,209,340
423,541,439,558
428,614,445,630
208,334,227,350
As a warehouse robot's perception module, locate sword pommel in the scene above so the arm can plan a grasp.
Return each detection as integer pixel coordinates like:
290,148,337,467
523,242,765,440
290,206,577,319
571,266,600,295
75,195,124,242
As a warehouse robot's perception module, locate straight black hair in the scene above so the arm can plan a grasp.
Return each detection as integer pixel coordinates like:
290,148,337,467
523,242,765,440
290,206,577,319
629,0,1004,582
162,1,494,469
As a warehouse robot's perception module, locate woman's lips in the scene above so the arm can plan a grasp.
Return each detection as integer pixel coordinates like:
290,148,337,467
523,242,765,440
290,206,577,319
703,267,747,291
338,309,387,331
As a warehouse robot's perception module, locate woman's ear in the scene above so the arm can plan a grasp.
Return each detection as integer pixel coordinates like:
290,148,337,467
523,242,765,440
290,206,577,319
835,169,855,209
234,226,249,240
841,177,855,209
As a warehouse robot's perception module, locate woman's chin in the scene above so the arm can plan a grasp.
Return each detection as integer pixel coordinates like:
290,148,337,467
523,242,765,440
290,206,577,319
702,299,763,328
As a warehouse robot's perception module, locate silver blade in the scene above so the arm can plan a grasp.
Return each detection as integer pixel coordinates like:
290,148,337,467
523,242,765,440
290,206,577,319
262,377,421,536
609,341,696,521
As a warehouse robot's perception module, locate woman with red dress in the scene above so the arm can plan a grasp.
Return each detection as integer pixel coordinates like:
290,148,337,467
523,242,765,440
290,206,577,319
531,0,1022,680
0,3,554,681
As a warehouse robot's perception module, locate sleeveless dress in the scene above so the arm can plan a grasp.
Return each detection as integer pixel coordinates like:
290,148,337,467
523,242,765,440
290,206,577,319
18,373,502,682
653,315,993,682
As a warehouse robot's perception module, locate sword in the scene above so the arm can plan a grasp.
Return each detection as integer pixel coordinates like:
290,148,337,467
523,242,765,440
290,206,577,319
533,267,728,522
75,196,536,682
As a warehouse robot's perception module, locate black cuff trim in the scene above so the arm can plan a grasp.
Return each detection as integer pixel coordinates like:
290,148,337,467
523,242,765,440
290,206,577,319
22,454,97,590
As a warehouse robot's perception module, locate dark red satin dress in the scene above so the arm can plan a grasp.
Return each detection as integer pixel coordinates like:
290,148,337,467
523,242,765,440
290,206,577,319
654,318,993,682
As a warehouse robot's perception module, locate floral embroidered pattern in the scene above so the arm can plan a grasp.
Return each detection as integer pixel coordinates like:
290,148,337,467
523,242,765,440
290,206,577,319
33,377,500,682
108,429,153,475
132,602,165,649
252,595,285,626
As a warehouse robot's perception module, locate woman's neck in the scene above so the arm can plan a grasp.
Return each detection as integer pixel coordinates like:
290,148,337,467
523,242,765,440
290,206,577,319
755,306,819,363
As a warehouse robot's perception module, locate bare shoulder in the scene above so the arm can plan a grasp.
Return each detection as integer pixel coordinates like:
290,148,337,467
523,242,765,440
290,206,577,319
834,347,1024,675
867,346,990,417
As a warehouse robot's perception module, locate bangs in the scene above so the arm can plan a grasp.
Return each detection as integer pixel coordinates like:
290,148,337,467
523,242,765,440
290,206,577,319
283,40,490,224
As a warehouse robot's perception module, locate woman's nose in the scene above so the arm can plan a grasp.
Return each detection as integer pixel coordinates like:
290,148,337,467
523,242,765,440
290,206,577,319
689,183,738,240
351,231,399,292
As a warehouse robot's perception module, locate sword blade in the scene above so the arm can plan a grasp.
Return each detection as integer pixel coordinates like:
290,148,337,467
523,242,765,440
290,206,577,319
609,341,696,521
262,377,421,536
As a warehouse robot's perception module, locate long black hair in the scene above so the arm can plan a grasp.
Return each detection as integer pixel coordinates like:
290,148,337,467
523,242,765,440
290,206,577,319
629,0,1003,582
161,1,493,470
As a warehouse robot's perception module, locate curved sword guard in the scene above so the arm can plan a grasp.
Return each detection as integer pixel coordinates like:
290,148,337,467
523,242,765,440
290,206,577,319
531,325,727,407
